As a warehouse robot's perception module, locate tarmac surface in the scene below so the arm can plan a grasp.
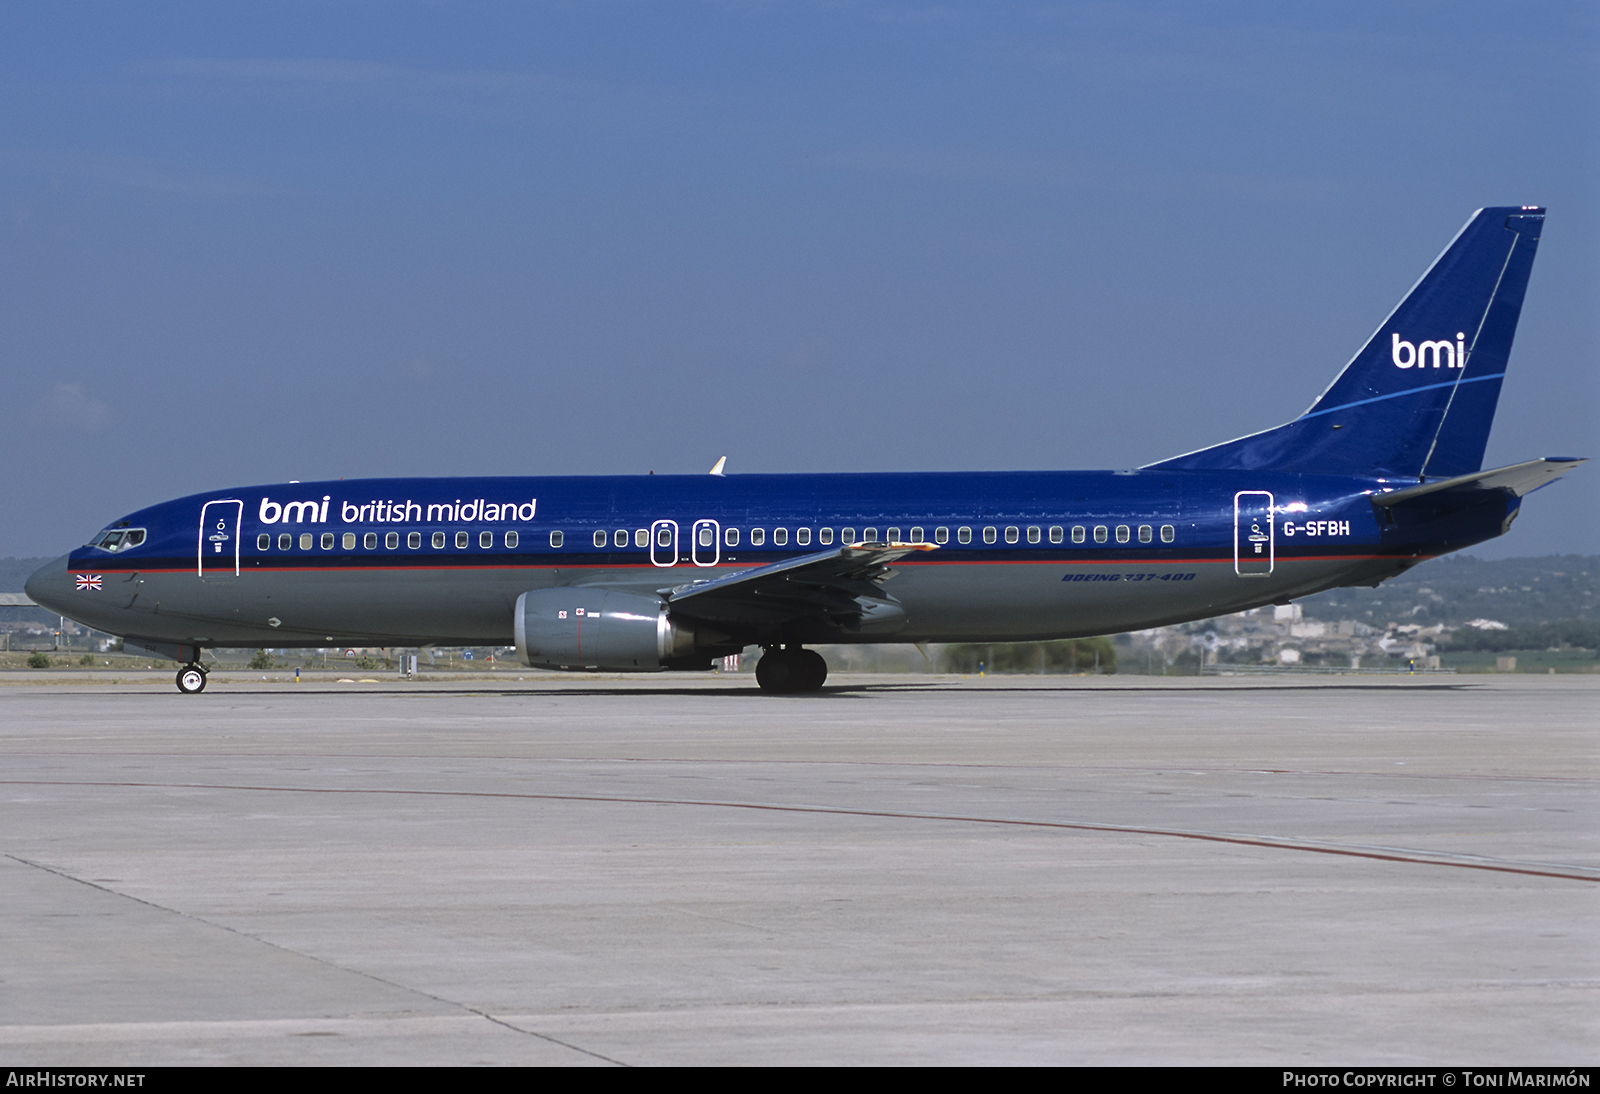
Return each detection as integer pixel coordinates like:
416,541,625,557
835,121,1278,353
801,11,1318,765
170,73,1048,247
1,671,1595,1065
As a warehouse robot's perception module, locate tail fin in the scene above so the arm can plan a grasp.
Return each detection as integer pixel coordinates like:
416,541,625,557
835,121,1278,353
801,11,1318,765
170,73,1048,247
1149,206,1545,480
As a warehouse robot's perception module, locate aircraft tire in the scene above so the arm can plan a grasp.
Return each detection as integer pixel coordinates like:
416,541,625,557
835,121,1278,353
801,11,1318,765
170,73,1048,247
755,650,796,693
756,649,827,693
797,649,828,691
176,665,207,695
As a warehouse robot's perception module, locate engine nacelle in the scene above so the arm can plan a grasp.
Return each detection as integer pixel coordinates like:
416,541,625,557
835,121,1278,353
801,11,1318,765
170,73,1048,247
514,588,698,671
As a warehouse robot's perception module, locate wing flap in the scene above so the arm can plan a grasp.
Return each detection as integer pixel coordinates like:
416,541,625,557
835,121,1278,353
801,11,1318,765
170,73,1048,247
665,541,937,627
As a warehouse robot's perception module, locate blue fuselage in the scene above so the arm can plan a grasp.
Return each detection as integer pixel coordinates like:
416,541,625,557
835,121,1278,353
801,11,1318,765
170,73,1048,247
27,468,1513,653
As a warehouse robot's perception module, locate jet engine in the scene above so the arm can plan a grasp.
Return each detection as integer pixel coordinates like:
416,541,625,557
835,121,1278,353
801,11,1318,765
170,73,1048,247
514,588,706,671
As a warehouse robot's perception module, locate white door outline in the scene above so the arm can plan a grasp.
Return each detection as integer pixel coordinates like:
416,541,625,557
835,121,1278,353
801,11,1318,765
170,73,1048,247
1233,491,1274,576
691,519,720,567
650,519,679,568
198,499,244,578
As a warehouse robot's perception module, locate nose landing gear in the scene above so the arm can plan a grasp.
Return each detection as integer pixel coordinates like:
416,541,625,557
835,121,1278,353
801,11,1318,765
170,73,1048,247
754,646,828,693
175,663,208,694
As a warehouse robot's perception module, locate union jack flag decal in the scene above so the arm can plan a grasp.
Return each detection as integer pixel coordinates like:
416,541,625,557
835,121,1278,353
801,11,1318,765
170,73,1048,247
75,574,102,591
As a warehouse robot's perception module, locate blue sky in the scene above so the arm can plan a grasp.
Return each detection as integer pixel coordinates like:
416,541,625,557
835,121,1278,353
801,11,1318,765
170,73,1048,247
3,1,1595,558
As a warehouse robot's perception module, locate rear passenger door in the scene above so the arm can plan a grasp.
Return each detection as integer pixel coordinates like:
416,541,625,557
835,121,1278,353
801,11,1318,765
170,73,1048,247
1233,491,1274,576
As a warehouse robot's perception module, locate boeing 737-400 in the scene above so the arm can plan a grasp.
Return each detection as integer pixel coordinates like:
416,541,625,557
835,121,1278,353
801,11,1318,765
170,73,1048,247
26,206,1583,693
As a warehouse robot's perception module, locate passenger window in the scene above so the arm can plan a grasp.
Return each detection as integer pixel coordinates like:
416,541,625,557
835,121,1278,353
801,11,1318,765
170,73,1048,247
819,527,833,545
481,530,494,549
699,526,714,547
635,529,648,548
1138,525,1153,543
863,527,878,542
505,531,519,549
319,533,333,549
957,527,971,544
593,530,607,548
840,527,856,543
796,528,811,545
1005,526,1019,544
1027,526,1040,544
1072,526,1086,544
750,528,765,546
257,534,270,551
773,528,788,545
456,531,469,549
549,530,564,548
1049,526,1063,544
364,532,377,550
725,527,740,547
279,533,293,550
887,527,901,542
614,530,627,547
300,533,313,550
1160,525,1175,543
1116,525,1130,543
407,532,422,549
1094,526,1108,544
657,527,672,547
432,532,446,549
385,532,399,550
343,532,356,550
981,527,995,544
935,527,949,544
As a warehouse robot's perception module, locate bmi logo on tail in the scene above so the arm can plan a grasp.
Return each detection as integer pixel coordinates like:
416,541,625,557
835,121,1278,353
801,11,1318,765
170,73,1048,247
1392,333,1465,369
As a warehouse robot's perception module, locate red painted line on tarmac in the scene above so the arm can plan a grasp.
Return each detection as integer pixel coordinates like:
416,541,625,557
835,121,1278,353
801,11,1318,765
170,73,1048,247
6,778,1595,884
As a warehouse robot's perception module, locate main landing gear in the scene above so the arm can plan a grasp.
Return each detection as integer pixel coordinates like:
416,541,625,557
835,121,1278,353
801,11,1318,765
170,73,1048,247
755,646,828,694
175,663,208,694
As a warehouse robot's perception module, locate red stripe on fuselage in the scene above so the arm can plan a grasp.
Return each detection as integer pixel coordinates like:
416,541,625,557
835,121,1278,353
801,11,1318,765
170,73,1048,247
95,552,1410,576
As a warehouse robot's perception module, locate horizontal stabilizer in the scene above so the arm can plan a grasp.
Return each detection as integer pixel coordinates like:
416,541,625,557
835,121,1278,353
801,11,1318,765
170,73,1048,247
1372,457,1585,509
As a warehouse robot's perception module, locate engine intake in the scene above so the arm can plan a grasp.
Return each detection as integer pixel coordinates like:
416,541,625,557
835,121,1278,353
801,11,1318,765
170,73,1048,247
515,588,700,671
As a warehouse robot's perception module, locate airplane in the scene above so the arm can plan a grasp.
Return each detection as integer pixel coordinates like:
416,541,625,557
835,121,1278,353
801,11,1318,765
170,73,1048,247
26,206,1583,694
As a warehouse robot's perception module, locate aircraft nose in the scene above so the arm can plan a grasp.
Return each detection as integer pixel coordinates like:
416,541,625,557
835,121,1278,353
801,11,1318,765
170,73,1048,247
24,555,74,616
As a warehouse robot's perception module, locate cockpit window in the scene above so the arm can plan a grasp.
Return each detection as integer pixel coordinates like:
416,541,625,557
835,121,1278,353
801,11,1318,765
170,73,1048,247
91,528,145,552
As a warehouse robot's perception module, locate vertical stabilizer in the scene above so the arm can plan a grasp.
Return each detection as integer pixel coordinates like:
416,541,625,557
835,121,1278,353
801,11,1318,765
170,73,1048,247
1150,207,1544,479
